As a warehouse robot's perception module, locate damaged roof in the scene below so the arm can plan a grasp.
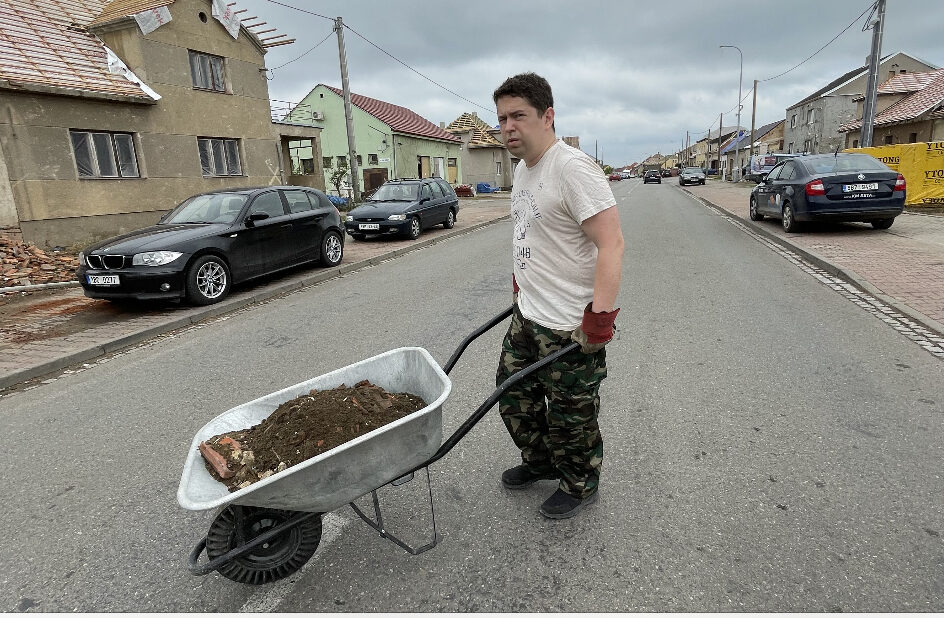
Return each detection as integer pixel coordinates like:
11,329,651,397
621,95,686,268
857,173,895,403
841,68,944,131
445,112,504,148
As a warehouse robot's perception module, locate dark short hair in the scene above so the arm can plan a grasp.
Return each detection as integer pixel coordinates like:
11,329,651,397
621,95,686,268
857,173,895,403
493,72,554,115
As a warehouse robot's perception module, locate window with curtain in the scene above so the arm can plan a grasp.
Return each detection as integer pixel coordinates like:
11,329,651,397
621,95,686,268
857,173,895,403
197,137,242,176
70,130,139,179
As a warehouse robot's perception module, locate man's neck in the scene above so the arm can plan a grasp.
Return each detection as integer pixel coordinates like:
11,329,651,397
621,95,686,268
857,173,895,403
525,136,558,168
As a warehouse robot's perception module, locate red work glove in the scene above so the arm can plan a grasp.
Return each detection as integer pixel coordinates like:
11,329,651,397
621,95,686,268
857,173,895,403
571,303,620,353
513,274,519,304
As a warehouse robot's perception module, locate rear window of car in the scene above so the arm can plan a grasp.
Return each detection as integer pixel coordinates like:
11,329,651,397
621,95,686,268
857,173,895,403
804,154,890,174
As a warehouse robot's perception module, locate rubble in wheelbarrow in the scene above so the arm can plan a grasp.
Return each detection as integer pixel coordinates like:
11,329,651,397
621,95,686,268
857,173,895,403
199,380,427,492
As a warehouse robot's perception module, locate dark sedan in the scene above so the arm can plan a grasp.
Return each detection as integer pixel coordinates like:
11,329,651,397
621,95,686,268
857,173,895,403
749,153,906,232
77,186,344,305
345,177,459,241
643,170,661,184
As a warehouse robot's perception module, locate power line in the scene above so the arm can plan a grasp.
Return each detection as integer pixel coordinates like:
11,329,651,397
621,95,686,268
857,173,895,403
271,28,334,71
265,0,334,23
760,1,877,82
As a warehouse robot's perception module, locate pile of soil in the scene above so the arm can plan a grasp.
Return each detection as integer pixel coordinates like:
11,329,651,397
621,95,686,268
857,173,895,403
1,234,80,288
200,380,427,492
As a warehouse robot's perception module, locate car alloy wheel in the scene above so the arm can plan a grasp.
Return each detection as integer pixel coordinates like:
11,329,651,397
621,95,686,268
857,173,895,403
443,210,455,229
749,196,763,221
782,204,799,233
320,231,343,267
408,217,421,240
187,255,230,305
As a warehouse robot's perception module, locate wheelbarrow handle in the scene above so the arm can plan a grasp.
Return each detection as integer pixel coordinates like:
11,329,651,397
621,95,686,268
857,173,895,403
413,307,580,472
441,306,513,375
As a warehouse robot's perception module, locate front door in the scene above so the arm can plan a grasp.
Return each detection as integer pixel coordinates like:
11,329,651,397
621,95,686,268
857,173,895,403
243,190,295,272
418,156,430,178
362,168,388,198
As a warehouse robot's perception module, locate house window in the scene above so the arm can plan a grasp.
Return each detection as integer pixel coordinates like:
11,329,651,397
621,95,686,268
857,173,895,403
909,132,918,143
853,139,859,148
189,50,225,92
807,109,815,125
883,135,894,145
288,139,314,175
791,114,797,128
356,155,362,166
368,153,378,166
336,155,346,168
198,137,241,176
788,142,794,153
496,161,502,175
70,130,139,178
323,157,332,169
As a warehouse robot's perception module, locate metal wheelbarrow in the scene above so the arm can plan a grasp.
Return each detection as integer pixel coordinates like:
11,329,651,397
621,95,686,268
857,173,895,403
177,306,579,584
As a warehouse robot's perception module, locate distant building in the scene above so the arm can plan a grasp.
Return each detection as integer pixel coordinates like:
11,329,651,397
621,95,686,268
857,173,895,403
562,136,580,150
445,113,514,190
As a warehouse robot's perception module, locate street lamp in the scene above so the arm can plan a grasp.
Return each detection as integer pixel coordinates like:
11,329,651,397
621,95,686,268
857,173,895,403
720,45,743,182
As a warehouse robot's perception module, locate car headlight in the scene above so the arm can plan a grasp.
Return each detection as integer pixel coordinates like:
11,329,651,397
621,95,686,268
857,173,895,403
132,251,183,266
387,214,406,221
345,215,353,222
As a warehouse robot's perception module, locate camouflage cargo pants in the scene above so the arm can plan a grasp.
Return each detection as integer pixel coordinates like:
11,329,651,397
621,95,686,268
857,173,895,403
496,305,607,498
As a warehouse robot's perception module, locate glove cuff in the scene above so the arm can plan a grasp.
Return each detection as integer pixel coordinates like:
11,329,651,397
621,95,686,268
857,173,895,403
513,274,519,294
581,302,620,344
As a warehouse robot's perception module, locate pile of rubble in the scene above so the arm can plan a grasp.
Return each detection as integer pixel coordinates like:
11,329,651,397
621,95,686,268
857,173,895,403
1,235,80,289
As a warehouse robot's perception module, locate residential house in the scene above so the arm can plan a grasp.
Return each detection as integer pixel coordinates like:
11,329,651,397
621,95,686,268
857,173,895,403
0,0,323,248
298,85,461,198
444,112,514,190
562,136,580,150
748,119,785,155
839,68,944,147
783,51,937,155
692,126,742,171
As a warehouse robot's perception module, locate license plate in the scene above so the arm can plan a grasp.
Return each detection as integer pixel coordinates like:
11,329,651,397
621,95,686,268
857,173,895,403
843,182,878,192
359,223,380,230
87,274,119,286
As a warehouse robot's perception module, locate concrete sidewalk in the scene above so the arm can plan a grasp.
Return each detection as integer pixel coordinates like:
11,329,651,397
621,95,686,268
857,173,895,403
0,198,511,392
680,180,944,336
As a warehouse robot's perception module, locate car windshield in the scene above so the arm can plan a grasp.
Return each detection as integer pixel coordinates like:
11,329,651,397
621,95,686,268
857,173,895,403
804,154,890,175
683,167,703,173
370,183,419,201
164,193,248,224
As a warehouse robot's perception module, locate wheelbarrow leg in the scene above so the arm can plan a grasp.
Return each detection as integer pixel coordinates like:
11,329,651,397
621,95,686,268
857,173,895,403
349,467,440,555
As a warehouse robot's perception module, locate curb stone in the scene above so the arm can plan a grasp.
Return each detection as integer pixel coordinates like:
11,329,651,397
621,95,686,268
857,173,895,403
0,214,510,392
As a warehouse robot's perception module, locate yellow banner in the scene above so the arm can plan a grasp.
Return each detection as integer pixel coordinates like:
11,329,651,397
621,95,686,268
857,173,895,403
845,142,944,206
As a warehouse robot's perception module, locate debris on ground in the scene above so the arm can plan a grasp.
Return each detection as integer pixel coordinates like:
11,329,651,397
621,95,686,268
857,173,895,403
200,380,427,492
0,235,79,289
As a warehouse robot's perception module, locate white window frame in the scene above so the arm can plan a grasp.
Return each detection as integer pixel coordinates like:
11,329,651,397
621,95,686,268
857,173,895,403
496,161,502,175
807,109,815,125
70,130,139,179
198,137,242,177
189,50,226,92
791,114,797,129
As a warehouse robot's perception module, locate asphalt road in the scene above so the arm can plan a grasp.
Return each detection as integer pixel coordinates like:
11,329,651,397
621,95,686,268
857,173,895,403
1,178,942,612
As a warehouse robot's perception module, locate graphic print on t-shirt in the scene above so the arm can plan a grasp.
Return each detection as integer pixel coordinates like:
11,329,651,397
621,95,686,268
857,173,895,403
512,188,541,270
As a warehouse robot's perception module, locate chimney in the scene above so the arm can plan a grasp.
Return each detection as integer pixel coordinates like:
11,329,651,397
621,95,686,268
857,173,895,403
440,122,445,129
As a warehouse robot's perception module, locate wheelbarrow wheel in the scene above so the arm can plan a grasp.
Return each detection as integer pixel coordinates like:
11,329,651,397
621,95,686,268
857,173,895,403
206,506,322,585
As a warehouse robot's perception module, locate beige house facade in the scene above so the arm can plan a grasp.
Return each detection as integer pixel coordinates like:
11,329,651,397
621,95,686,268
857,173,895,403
0,0,322,249
445,112,515,190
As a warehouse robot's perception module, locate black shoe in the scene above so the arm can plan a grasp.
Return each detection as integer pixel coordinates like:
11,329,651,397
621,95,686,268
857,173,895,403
501,465,557,490
540,489,598,519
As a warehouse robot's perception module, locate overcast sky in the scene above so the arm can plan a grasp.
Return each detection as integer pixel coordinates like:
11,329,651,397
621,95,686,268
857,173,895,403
235,0,943,166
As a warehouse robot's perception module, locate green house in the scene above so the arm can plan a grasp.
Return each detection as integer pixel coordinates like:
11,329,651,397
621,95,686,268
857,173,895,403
298,84,462,197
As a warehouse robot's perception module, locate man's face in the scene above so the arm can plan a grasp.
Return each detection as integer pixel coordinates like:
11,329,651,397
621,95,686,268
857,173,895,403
496,96,554,165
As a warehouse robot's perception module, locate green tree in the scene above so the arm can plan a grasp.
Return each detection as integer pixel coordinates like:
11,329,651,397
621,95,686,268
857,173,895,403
330,158,349,197
603,165,613,175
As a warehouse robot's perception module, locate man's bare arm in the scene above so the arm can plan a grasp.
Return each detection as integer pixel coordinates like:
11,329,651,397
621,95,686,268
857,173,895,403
580,206,624,312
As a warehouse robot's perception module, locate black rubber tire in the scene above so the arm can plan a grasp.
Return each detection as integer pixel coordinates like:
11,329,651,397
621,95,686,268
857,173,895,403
185,255,230,305
206,506,323,585
871,218,894,230
782,203,800,233
319,230,343,267
749,196,764,221
406,216,421,240
443,209,455,229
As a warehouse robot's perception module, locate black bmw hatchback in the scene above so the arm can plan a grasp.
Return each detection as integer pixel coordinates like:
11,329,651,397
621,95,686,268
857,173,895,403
77,186,344,305
749,153,905,232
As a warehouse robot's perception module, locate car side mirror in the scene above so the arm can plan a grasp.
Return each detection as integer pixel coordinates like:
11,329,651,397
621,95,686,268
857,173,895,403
245,212,269,226
419,197,430,204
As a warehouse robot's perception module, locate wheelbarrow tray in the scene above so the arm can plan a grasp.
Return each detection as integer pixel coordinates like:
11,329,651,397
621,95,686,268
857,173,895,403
177,347,451,513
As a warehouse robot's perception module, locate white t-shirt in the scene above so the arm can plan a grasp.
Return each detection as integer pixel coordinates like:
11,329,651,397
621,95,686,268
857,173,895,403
511,139,616,330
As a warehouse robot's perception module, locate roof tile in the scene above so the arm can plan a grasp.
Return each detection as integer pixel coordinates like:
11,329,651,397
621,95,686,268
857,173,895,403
324,85,460,143
841,69,944,131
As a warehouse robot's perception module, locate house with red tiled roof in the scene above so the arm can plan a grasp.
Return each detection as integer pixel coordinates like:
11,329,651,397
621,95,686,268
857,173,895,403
444,112,515,190
840,68,944,147
0,0,324,248
297,84,462,197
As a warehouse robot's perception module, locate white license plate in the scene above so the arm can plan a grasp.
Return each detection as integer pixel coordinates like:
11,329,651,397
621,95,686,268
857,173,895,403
359,223,380,230
87,274,120,286
843,182,878,192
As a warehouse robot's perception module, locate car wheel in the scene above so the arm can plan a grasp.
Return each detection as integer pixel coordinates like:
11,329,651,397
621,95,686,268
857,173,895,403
749,196,764,221
320,230,343,267
406,216,421,240
782,203,800,233
871,218,894,230
443,209,455,229
186,255,230,305
701,180,705,185
350,233,366,241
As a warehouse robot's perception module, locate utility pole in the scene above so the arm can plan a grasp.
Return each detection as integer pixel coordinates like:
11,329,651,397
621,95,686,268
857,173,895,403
335,16,360,202
860,0,886,148
718,114,723,175
749,79,758,160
